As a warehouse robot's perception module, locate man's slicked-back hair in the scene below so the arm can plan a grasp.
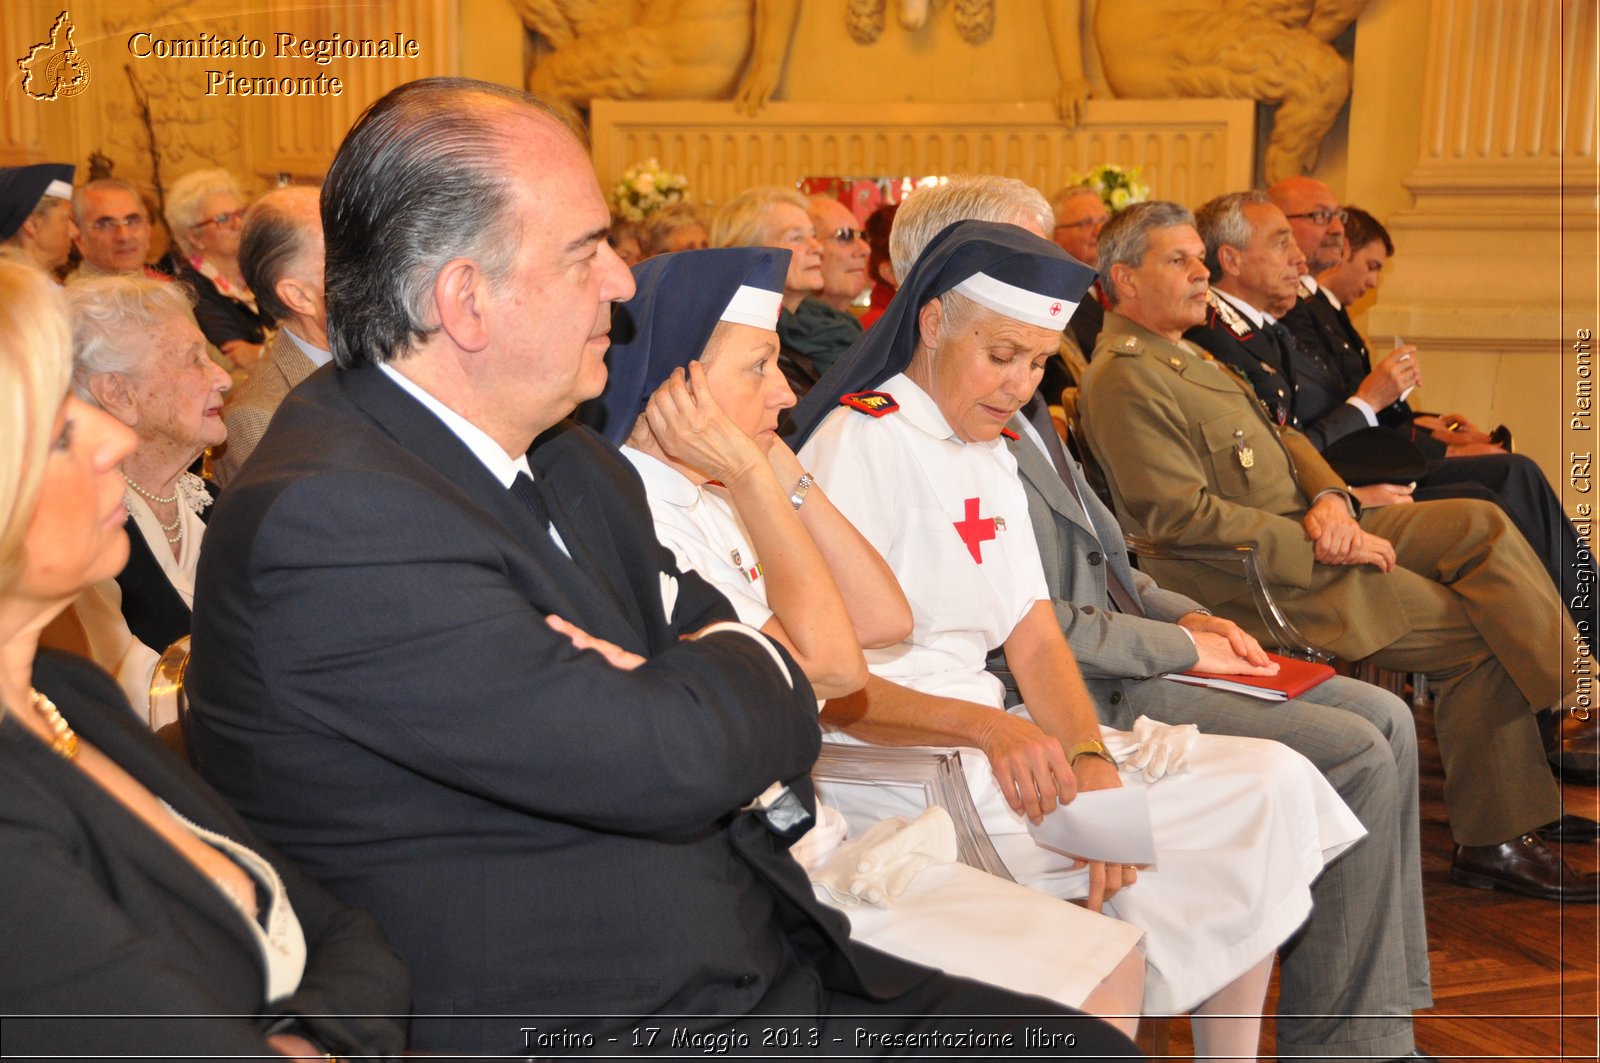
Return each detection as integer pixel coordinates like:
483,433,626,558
888,175,1053,283
322,76,583,369
1097,200,1195,306
1193,190,1271,282
1342,206,1393,256
240,187,321,327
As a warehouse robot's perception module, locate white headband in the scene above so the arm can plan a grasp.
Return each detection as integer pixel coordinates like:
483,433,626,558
951,270,1077,332
720,283,784,330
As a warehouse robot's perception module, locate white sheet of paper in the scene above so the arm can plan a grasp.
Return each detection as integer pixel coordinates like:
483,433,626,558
1394,336,1416,401
1026,785,1158,866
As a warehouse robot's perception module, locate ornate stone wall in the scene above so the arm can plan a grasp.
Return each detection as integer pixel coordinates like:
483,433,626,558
592,98,1256,210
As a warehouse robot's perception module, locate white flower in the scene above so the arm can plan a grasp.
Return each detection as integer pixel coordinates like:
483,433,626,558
635,172,656,194
1110,187,1130,209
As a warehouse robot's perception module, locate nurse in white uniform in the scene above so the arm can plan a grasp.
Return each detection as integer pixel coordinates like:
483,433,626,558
787,222,1364,1060
586,246,1147,1031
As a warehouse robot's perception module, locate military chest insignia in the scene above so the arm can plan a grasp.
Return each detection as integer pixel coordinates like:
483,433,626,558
1233,429,1255,468
840,390,899,417
1168,356,1183,368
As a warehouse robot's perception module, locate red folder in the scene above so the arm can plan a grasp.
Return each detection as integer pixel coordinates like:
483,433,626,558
1164,652,1336,702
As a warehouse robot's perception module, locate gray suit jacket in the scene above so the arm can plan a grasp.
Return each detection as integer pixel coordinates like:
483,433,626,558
214,329,320,487
987,417,1201,724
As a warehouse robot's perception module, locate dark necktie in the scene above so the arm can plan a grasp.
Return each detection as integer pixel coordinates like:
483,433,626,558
1020,396,1144,618
510,471,552,535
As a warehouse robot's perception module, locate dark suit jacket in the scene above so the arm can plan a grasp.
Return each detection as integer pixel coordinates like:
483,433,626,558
112,479,217,657
2,650,409,1058
1278,287,1431,448
1183,295,1302,432
187,363,926,1052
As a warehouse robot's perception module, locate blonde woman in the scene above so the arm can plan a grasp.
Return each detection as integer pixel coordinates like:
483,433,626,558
0,255,408,1056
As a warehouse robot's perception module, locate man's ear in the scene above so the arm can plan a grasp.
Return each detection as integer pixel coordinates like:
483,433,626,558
1216,243,1241,279
86,373,138,428
433,258,491,353
275,275,318,322
917,297,944,351
1108,262,1135,304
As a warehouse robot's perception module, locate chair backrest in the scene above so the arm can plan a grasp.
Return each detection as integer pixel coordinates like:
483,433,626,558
149,635,193,763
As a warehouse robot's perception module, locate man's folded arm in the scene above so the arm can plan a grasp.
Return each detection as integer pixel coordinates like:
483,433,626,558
249,483,820,836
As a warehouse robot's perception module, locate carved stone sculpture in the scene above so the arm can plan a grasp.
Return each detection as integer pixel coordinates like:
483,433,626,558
1091,0,1370,180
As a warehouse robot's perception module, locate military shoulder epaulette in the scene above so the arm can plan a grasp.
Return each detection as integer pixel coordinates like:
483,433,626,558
1110,333,1143,357
1207,290,1253,338
839,390,899,417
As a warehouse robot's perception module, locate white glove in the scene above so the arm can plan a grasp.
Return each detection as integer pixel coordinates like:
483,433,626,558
1120,715,1201,783
807,807,956,908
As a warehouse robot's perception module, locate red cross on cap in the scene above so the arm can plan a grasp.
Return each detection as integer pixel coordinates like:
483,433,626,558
952,497,997,564
1049,302,1063,316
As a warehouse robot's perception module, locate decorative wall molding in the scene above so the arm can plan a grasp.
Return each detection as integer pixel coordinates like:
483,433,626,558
590,98,1256,208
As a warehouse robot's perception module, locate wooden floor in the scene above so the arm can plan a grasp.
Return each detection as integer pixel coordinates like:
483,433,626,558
1159,700,1600,1062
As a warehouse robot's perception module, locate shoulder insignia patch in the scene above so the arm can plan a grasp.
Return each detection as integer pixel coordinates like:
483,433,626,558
1000,427,1019,440
840,390,899,417
1112,334,1142,356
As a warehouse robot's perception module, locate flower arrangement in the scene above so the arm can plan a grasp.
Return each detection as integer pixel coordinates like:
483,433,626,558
1075,163,1151,212
611,158,690,222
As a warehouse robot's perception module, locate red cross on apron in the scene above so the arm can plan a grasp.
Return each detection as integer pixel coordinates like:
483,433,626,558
953,497,997,563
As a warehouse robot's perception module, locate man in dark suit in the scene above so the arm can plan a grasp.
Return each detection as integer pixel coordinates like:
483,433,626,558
187,77,1130,1055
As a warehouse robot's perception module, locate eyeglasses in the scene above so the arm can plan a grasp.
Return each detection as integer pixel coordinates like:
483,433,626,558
193,209,246,231
1283,208,1348,226
830,226,865,244
88,213,149,234
1055,215,1109,232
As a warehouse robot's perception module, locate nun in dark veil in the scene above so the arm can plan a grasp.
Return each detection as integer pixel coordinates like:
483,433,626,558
584,246,912,698
791,219,1365,1053
586,245,1153,1028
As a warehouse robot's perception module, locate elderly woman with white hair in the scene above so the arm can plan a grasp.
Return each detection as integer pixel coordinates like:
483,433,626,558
39,276,229,728
163,169,269,372
710,186,830,399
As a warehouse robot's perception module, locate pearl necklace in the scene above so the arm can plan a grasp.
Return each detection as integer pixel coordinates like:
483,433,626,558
122,473,178,506
28,689,79,760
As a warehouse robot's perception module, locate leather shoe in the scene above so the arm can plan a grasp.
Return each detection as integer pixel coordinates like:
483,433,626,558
1539,814,1600,842
1451,833,1600,901
1541,707,1600,784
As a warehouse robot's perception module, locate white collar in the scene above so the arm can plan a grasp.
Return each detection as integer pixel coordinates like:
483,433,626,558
1212,288,1273,329
884,372,999,449
1300,273,1321,295
1320,284,1344,311
621,446,699,508
282,325,332,369
377,363,532,488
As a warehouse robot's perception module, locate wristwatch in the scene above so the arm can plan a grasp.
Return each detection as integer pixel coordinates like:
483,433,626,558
1066,738,1117,769
789,472,815,511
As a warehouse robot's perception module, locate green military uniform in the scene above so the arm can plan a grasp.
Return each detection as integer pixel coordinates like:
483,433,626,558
1080,311,1572,845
